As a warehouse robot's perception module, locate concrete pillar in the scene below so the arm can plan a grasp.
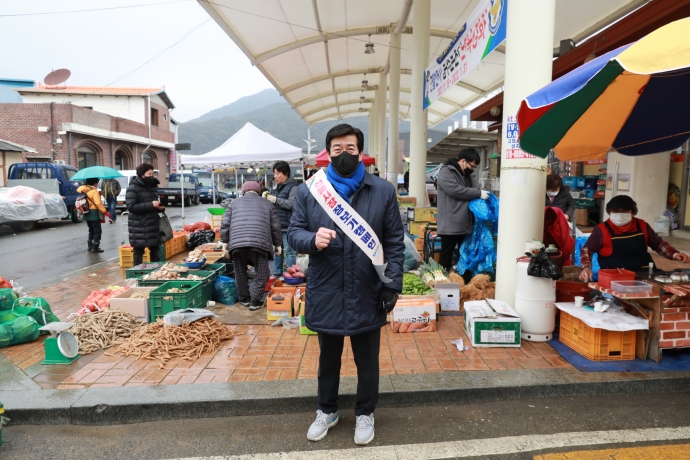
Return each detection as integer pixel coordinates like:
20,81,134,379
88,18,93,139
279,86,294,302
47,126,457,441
377,77,387,172
387,32,401,185
370,92,378,159
495,0,557,305
368,110,374,159
409,0,431,205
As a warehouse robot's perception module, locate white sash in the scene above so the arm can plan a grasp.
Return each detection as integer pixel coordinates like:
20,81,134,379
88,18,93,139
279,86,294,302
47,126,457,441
306,169,392,283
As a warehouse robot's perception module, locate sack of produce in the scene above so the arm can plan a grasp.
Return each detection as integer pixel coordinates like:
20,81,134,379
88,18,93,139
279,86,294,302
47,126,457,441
0,277,12,289
212,275,237,305
0,288,17,311
80,287,129,313
186,230,216,250
0,309,17,324
0,316,40,348
12,297,59,326
403,234,422,272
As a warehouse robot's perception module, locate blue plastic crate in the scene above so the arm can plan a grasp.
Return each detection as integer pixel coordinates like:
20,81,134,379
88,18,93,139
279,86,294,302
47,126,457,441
563,177,577,188
575,177,586,188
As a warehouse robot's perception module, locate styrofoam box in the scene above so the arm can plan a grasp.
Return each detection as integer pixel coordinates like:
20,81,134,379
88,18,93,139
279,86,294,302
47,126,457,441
435,282,461,311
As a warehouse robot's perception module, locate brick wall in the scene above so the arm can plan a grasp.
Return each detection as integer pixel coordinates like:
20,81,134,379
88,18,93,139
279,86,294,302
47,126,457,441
659,306,690,349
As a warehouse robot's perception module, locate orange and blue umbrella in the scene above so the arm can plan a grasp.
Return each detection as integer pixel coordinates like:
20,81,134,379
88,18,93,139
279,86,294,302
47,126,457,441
517,18,690,161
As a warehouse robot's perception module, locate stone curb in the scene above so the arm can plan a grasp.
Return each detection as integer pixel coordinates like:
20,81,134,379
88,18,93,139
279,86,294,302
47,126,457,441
2,366,690,426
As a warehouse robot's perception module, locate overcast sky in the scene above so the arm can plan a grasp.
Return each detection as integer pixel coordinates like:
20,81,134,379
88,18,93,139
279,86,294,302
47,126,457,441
1,0,273,122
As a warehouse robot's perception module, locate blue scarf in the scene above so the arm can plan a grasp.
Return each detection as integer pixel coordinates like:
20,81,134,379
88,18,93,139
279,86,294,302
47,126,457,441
326,162,365,204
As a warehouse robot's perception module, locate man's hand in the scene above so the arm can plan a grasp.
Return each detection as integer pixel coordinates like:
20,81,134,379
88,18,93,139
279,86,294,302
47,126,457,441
275,246,282,256
379,290,399,313
266,194,277,203
315,227,336,250
480,190,490,200
579,269,593,283
565,215,570,221
673,252,690,264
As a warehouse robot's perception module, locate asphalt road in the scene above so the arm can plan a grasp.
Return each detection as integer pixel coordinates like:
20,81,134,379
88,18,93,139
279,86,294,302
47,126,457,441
0,203,218,292
1,392,689,459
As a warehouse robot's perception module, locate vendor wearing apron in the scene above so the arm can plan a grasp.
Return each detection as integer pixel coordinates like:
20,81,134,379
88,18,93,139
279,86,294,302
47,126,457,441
579,195,690,282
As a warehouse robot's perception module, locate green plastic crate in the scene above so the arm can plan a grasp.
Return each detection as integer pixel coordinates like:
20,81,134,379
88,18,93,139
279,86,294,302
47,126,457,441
176,262,225,278
574,198,598,209
125,263,166,279
149,281,204,319
137,270,216,288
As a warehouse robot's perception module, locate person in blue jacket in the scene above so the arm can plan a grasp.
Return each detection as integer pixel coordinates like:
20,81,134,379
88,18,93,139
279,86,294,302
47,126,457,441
288,124,405,446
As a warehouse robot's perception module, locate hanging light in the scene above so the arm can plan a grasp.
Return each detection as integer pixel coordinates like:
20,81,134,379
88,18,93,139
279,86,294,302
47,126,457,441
361,73,368,88
364,34,375,54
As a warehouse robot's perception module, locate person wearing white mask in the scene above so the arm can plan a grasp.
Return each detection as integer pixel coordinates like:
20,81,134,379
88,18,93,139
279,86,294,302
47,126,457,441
544,174,575,222
579,195,690,282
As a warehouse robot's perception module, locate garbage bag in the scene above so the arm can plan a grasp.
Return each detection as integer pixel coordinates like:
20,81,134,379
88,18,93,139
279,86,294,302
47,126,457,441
213,275,238,305
457,193,499,275
0,316,40,348
403,234,422,272
186,230,216,250
163,308,218,327
574,236,600,281
0,288,16,311
527,248,563,280
12,297,59,326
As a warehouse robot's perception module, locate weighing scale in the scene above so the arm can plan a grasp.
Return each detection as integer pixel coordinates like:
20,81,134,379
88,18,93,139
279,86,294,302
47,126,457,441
39,322,80,364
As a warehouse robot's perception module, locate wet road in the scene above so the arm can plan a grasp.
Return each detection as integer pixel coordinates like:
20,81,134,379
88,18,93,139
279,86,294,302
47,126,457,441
0,204,219,292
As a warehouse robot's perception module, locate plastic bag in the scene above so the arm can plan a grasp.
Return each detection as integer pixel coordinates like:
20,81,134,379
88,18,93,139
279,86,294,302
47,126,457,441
574,236,600,281
0,185,68,222
296,255,309,275
0,288,17,311
12,297,59,326
527,248,563,280
186,230,216,250
163,308,217,326
212,275,238,305
0,315,40,348
457,193,499,275
80,287,129,313
0,277,11,289
403,234,422,272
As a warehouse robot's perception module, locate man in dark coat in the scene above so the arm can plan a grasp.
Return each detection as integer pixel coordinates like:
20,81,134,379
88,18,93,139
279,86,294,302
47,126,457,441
288,124,404,446
436,148,488,275
221,181,282,310
545,174,575,222
126,163,164,266
263,160,298,277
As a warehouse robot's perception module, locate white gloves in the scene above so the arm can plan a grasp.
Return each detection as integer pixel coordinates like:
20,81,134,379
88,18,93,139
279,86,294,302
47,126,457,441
480,190,490,200
266,194,277,203
275,246,282,256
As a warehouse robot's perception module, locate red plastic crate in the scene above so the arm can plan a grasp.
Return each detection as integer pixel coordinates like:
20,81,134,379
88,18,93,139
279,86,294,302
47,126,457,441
597,269,635,290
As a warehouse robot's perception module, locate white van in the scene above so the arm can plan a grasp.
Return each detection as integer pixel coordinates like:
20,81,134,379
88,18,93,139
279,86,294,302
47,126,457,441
115,169,159,210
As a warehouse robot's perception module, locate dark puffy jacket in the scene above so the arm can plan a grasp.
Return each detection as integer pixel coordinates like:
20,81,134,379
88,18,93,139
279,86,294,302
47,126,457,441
270,177,298,229
545,187,575,222
287,172,405,336
436,161,481,235
125,176,161,248
220,191,282,257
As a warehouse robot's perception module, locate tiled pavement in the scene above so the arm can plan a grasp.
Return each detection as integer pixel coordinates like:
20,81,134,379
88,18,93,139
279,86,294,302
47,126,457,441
2,259,572,390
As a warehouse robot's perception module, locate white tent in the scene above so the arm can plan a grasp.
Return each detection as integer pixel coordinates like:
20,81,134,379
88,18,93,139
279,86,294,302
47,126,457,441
179,122,302,166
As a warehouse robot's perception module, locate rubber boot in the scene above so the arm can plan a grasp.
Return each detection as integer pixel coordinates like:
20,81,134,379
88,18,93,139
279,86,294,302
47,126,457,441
87,240,93,252
90,241,104,253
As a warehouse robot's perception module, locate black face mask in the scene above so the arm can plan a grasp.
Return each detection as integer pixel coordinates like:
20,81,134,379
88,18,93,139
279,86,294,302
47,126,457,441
329,152,360,177
143,176,160,187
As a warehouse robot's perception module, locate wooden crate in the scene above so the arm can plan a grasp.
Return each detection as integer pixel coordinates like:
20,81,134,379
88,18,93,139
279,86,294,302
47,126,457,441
559,310,636,361
575,208,589,226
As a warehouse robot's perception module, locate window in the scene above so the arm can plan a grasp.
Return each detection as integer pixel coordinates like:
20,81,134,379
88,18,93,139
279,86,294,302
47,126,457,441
151,108,159,127
115,152,123,170
163,114,167,121
63,168,77,180
78,146,97,170
18,164,53,179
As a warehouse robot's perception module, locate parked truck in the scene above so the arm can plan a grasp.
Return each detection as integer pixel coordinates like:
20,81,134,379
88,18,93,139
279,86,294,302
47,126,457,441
2,162,82,232
157,173,200,207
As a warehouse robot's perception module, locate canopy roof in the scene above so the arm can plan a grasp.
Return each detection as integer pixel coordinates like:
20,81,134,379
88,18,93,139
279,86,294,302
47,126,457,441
179,122,302,165
314,148,376,167
199,0,645,127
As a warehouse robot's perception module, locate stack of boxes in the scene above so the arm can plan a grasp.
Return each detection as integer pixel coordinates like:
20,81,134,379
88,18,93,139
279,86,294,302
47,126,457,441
118,234,188,268
405,207,437,259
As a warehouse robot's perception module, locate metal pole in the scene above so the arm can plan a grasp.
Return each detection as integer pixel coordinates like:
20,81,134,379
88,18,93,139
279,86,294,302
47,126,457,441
181,169,185,228
387,31,401,186
235,168,238,196
495,0,556,305
378,73,387,175
212,167,216,205
409,0,430,205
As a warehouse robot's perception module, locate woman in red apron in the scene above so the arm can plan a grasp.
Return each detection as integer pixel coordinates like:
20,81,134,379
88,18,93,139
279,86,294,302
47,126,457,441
579,196,690,282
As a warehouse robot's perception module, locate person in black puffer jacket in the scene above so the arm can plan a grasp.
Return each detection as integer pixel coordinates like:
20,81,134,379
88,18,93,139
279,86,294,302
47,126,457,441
126,163,164,266
220,181,282,310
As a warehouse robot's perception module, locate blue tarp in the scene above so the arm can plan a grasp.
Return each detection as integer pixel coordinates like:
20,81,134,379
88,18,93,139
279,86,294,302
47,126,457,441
574,236,599,281
457,193,499,275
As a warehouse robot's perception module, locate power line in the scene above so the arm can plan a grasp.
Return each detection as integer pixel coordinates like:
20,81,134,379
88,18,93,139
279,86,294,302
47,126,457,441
0,0,192,18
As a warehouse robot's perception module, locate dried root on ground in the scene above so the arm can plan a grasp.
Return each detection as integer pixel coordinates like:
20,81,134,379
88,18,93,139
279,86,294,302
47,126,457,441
70,310,144,354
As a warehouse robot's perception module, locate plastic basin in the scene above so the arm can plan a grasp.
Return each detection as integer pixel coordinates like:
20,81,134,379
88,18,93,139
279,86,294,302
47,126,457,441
556,281,591,302
207,208,226,215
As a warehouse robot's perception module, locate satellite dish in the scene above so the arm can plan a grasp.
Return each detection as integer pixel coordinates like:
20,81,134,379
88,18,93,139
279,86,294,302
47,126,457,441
44,69,71,86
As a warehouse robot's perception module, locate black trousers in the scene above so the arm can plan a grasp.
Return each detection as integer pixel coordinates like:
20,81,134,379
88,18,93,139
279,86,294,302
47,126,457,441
86,220,102,243
133,245,161,266
438,234,466,273
232,249,270,301
317,327,380,417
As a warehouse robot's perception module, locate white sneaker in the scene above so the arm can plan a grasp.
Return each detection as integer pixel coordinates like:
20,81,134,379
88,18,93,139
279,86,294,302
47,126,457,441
307,410,339,441
354,414,375,445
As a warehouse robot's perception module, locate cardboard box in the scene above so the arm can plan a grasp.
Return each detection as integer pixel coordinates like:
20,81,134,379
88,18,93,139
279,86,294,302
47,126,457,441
399,196,417,206
204,251,228,264
390,296,437,332
407,207,437,223
266,286,297,321
110,287,154,322
575,208,589,226
409,221,429,238
435,283,462,311
297,291,316,335
414,236,424,251
464,299,521,347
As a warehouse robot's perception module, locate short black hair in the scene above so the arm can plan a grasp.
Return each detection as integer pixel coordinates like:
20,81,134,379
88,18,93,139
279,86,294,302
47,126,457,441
606,195,638,215
136,163,154,177
273,161,291,178
457,148,480,165
85,178,99,185
546,174,563,191
326,124,364,154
